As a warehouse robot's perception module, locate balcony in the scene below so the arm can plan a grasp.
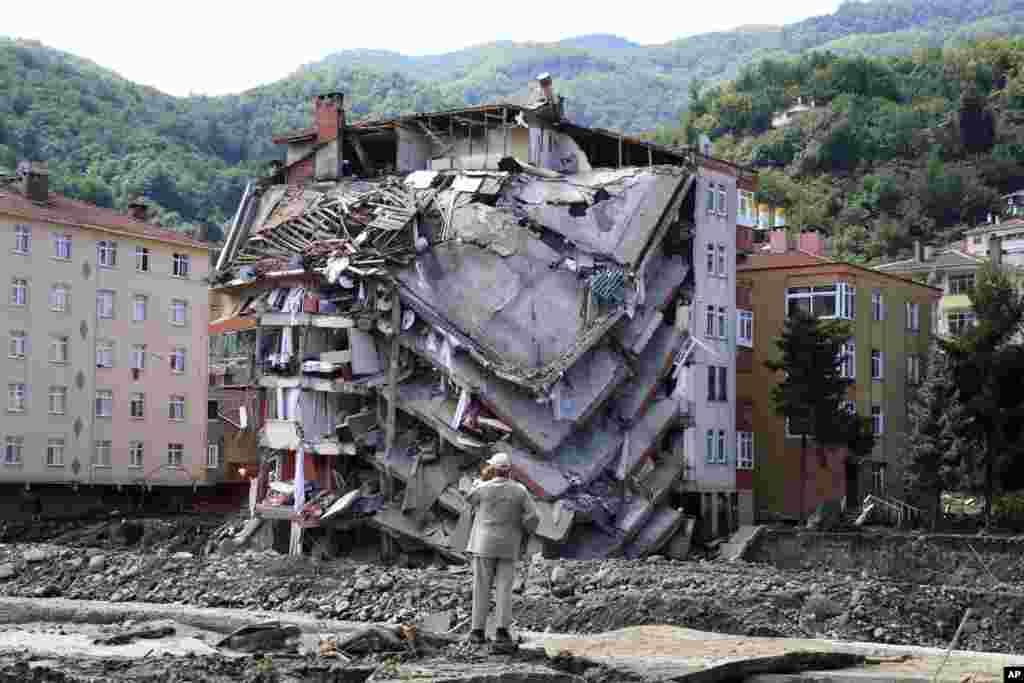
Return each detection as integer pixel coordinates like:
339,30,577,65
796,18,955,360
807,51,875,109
737,224,754,255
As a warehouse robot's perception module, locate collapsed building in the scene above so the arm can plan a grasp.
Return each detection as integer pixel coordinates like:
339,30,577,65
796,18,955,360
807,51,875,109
208,79,758,563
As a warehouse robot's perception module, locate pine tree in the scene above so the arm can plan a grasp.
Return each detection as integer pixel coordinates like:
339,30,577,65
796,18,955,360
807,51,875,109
903,344,973,526
766,309,873,519
941,263,1024,527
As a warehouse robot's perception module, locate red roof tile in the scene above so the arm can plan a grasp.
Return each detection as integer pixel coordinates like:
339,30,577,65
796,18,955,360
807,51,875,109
0,187,210,250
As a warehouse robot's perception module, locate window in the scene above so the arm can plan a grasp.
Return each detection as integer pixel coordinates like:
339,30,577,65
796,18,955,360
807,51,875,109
97,240,117,268
46,438,65,467
705,429,715,463
717,244,727,276
707,365,727,402
207,443,220,469
705,185,716,214
10,278,27,306
8,330,26,359
717,429,727,464
132,295,147,322
839,340,856,379
786,283,855,319
93,440,112,468
48,386,67,415
14,224,29,254
169,395,185,421
871,350,884,380
705,304,715,337
871,463,886,493
171,299,188,326
948,310,976,335
8,383,26,412
737,310,753,347
167,443,184,468
716,306,727,339
840,400,856,415
207,400,219,420
53,233,71,260
905,302,920,332
907,355,922,385
97,290,115,319
50,284,69,313
131,344,146,370
170,347,186,373
172,253,190,278
96,340,115,368
949,273,975,295
871,290,885,321
95,389,113,418
136,247,150,272
4,437,23,465
871,405,884,436
50,336,69,364
129,441,144,468
130,392,145,419
737,432,754,470
717,187,727,216
706,243,715,274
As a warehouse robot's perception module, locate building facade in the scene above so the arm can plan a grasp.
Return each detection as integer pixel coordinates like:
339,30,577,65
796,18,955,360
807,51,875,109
1,166,211,488
738,231,939,520
674,158,755,535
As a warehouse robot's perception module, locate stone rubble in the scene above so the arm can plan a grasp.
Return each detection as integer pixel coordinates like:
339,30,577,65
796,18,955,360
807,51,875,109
0,542,1022,654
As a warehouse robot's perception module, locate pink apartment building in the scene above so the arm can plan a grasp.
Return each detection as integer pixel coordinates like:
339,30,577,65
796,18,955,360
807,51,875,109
1,163,212,489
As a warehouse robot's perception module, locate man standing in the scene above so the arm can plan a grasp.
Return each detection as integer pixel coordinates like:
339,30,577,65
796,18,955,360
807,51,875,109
466,452,539,645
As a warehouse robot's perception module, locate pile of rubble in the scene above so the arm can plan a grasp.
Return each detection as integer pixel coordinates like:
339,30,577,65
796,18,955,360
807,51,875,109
2,542,1022,654
213,142,702,561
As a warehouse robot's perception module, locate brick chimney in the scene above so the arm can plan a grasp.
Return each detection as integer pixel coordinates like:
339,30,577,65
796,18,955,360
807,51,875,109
313,92,345,181
17,161,48,203
127,197,148,221
769,229,789,254
314,92,344,144
798,229,825,257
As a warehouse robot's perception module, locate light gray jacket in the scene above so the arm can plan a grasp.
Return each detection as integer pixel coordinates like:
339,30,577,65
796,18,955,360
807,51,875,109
465,476,540,559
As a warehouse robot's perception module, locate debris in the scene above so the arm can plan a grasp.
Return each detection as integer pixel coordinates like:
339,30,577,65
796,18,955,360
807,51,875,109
93,624,176,646
216,621,302,653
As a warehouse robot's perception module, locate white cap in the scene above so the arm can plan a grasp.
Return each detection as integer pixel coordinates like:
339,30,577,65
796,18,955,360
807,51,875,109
487,452,511,467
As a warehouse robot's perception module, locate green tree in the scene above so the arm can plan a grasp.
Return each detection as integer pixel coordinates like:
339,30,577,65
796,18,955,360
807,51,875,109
765,309,873,519
903,344,974,526
941,263,1024,527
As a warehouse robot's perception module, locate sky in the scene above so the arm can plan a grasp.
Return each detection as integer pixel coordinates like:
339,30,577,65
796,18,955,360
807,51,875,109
5,0,846,96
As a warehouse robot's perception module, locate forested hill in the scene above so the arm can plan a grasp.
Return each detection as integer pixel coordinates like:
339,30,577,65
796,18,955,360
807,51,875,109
2,0,1024,236
660,39,1024,263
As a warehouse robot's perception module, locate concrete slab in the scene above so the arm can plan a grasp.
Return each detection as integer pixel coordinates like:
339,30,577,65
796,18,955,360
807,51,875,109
528,625,1024,683
615,323,685,425
622,504,684,559
718,525,764,562
399,331,575,455
664,516,696,560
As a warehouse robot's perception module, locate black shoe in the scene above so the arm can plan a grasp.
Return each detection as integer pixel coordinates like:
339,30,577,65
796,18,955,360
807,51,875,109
468,629,486,644
494,628,512,642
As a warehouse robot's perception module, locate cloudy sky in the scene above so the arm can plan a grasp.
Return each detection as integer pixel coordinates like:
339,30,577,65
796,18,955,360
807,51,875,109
6,0,845,96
